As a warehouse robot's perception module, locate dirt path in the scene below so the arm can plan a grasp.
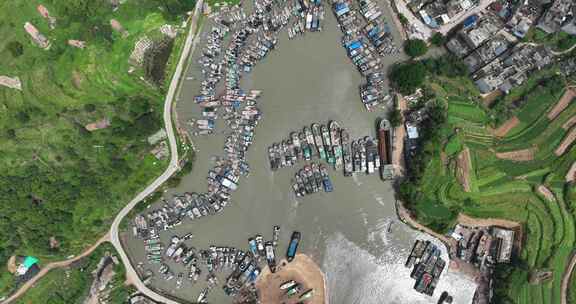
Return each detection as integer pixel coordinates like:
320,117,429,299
456,147,472,192
495,147,536,161
548,88,575,121
1,233,110,304
561,251,576,304
556,127,576,156
492,116,519,137
457,214,521,229
392,95,407,176
567,162,576,183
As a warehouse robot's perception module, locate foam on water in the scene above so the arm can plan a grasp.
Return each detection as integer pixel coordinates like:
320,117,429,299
322,232,476,304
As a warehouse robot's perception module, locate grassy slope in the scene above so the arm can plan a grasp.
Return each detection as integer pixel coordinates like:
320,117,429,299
15,242,133,304
0,0,193,297
408,66,576,304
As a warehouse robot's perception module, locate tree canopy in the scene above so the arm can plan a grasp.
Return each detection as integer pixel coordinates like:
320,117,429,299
404,39,428,57
389,61,426,95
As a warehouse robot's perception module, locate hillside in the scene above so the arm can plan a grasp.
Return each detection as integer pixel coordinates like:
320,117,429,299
0,0,194,296
398,55,576,303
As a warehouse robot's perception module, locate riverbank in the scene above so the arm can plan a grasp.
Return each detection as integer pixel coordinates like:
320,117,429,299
256,254,326,304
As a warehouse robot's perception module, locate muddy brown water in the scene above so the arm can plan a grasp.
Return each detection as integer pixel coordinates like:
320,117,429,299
122,6,476,304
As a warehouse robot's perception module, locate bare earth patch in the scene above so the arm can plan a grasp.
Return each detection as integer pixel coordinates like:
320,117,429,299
555,127,576,156
563,115,576,130
492,116,519,137
495,147,536,161
566,162,576,182
256,254,326,304
456,147,472,192
537,185,555,202
548,88,575,121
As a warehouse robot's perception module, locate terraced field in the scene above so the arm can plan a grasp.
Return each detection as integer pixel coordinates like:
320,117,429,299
405,72,576,304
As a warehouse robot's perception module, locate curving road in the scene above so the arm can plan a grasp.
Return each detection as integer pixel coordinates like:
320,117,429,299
109,1,204,303
1,234,110,304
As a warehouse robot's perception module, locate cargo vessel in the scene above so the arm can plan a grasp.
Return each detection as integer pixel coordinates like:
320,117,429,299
378,118,392,179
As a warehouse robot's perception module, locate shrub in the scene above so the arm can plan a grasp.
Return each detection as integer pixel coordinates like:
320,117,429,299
389,61,426,95
404,39,428,57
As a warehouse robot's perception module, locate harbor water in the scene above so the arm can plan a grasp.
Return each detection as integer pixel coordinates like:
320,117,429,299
122,5,476,303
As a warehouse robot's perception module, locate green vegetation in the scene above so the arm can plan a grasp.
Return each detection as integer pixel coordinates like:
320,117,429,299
398,60,576,303
389,61,426,94
15,242,134,304
388,108,402,128
403,38,428,57
397,13,408,26
525,28,576,52
0,0,195,297
429,32,446,47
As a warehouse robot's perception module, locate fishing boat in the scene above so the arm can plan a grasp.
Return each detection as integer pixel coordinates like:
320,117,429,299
321,125,334,165
320,164,333,192
300,132,312,160
341,129,353,176
291,132,302,161
280,280,297,290
378,118,392,179
273,225,280,247
329,121,343,170
359,138,367,173
300,169,313,194
352,140,362,173
286,284,302,297
299,289,315,301
312,162,323,189
286,231,301,262
365,137,376,174
304,127,316,157
312,123,326,160
256,235,265,256
268,146,279,170
249,238,258,257
265,241,277,273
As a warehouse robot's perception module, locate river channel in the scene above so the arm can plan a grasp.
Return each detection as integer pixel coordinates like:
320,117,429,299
122,4,476,303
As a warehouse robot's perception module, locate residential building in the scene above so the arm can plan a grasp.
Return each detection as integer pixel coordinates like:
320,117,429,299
537,0,575,34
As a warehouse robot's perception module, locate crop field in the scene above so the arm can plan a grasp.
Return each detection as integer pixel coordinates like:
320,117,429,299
406,71,576,304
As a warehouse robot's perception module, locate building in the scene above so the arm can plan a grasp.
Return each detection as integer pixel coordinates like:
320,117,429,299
446,13,504,58
463,33,514,73
506,1,542,38
24,22,50,49
491,227,515,263
537,0,575,34
473,44,552,94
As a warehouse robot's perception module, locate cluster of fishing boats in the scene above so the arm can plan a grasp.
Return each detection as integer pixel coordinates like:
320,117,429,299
330,0,398,110
292,162,333,196
268,121,347,172
279,279,315,302
134,217,302,303
405,240,446,296
268,119,394,180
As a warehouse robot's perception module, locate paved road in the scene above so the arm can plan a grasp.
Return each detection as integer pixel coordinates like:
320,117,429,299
1,234,110,304
394,0,498,39
108,1,204,303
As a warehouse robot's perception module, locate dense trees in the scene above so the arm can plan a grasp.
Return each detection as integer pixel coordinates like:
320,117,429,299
389,61,426,95
429,32,445,47
404,39,428,58
388,108,402,128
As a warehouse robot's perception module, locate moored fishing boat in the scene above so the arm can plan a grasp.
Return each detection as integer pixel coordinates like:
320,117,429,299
304,127,316,157
341,129,353,176
320,164,333,192
300,132,312,160
291,132,302,161
329,120,343,170
299,289,315,301
321,125,334,165
280,280,297,290
312,123,326,160
286,231,301,262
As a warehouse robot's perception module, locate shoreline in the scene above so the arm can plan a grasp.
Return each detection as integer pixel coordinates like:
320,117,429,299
255,254,327,304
